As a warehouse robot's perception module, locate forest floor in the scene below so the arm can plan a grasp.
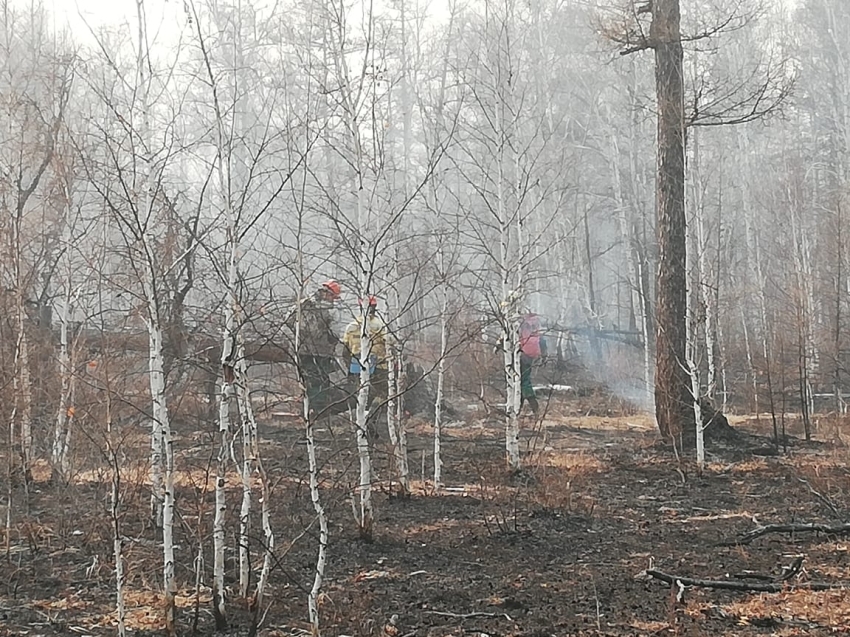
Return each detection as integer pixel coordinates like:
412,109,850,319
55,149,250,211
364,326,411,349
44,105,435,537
3,390,850,636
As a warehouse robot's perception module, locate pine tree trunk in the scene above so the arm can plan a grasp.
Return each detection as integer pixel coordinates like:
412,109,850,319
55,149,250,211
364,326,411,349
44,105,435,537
651,0,693,445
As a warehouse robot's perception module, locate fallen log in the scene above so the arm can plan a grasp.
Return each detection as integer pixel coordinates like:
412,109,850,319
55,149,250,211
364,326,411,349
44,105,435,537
646,568,847,593
735,522,850,545
70,327,292,364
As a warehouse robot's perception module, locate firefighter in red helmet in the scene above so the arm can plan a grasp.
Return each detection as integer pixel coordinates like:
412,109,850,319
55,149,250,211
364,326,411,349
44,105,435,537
292,280,342,414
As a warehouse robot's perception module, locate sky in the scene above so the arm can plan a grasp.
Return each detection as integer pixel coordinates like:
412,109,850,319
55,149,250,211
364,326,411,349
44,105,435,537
46,0,801,50
49,0,187,47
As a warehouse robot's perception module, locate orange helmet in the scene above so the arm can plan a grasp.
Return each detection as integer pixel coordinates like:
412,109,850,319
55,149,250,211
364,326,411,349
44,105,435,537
321,280,341,298
358,295,378,307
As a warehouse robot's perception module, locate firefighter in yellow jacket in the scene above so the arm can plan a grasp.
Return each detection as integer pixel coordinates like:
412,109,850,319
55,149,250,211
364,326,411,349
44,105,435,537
342,295,388,415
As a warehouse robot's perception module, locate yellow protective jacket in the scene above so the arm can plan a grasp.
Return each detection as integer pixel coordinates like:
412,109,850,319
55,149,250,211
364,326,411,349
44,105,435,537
342,315,387,366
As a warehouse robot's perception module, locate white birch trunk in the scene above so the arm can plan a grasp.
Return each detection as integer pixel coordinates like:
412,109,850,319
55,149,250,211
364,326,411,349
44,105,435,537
254,451,273,612
196,4,250,604
395,390,409,491
353,162,374,533
503,317,520,469
355,312,374,538
497,8,521,469
18,329,32,483
107,406,126,637
500,252,521,470
52,293,74,482
306,410,328,634
689,347,704,470
114,524,126,637
213,381,230,627
145,270,164,531
637,250,654,404
242,350,271,612
434,270,449,488
698,200,718,401
686,128,704,468
135,0,163,527
148,322,176,635
498,117,520,469
238,379,252,598
790,186,817,425
393,0,411,496
385,347,400,486
717,317,729,412
335,13,374,536
384,341,410,495
684,196,704,469
690,81,719,403
229,345,267,603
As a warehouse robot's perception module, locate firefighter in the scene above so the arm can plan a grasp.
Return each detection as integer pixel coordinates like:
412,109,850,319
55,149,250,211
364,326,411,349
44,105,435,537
296,280,341,413
518,312,548,413
342,295,388,435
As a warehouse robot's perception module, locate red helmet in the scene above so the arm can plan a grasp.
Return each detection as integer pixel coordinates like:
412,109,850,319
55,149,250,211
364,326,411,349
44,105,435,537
358,295,378,307
321,280,341,298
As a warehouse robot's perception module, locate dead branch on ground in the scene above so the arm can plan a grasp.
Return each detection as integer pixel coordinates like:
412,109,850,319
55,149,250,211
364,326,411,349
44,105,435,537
647,557,848,592
797,478,844,520
424,610,513,621
732,522,850,545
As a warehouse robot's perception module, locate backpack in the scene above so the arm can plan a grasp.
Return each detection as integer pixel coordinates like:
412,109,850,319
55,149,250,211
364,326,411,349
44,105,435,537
519,315,542,358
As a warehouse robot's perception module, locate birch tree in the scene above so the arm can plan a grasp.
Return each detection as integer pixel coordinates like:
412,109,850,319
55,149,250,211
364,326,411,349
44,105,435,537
0,3,74,556
451,0,566,468
189,0,305,618
310,0,447,534
75,3,195,629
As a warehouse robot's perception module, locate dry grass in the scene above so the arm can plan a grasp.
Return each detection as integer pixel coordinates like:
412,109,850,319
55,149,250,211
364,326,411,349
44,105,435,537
8,407,850,636
724,588,850,628
524,449,604,515
537,448,607,472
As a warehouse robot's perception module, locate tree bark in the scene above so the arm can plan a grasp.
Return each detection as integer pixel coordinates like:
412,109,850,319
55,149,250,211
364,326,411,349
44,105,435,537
651,0,693,445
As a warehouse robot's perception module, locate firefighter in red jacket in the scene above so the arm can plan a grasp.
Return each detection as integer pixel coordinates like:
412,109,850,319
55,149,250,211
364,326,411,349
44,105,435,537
519,313,548,413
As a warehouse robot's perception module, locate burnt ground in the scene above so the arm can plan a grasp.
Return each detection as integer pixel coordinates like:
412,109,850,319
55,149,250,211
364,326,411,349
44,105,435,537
3,395,850,637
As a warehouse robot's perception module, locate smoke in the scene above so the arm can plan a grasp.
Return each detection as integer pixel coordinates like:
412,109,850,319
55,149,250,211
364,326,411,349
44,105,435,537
570,334,655,413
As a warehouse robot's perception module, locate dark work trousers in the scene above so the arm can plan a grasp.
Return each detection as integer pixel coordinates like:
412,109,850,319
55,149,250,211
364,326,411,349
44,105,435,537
302,354,334,414
519,353,539,413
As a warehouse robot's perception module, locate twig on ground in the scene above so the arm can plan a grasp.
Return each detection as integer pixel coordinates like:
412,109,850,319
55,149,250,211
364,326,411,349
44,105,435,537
797,478,844,520
729,571,773,581
731,522,850,545
728,556,805,583
777,555,806,582
424,610,513,621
